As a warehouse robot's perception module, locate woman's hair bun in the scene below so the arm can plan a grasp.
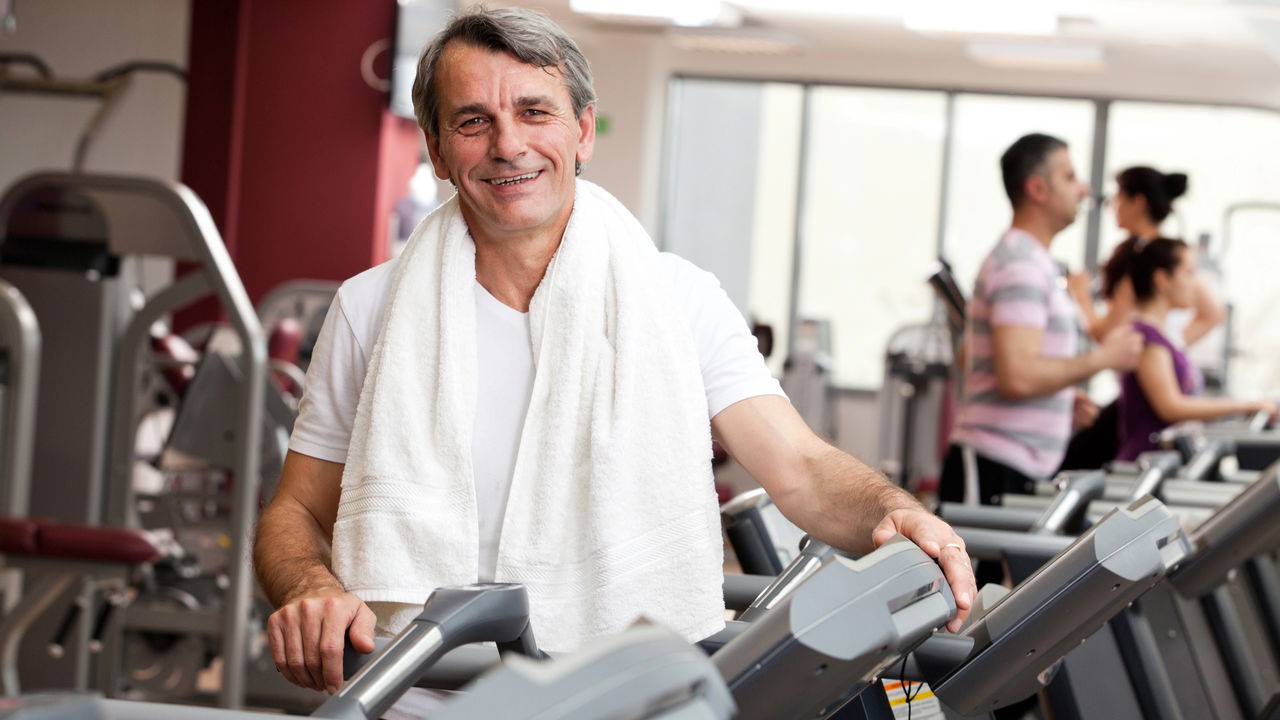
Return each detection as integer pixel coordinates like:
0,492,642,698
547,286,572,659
1164,172,1188,200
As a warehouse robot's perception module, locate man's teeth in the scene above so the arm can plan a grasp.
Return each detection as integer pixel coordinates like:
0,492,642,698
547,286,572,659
488,172,538,186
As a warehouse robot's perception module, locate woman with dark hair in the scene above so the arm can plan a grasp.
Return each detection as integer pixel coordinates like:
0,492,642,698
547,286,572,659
1057,166,1225,469
1071,167,1225,345
1115,237,1275,459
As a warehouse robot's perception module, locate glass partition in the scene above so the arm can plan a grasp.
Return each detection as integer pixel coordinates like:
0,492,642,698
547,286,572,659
795,86,947,388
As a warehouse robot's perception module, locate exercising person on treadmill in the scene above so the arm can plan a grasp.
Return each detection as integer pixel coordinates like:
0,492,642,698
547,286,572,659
941,133,1142,506
254,7,976,703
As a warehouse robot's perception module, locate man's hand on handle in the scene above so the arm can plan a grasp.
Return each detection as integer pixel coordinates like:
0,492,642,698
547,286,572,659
871,508,977,633
267,588,376,694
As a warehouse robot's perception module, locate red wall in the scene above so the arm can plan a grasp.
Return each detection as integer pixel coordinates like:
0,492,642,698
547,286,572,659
182,0,421,306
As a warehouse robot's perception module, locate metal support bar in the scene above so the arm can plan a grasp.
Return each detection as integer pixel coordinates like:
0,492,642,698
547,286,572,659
785,84,813,361
104,271,211,531
1084,100,1110,271
1203,584,1269,718
1245,557,1280,662
0,573,76,695
1110,604,1186,720
935,92,955,260
0,279,40,518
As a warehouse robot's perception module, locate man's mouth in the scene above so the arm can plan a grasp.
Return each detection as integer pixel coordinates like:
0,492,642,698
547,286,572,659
485,171,540,186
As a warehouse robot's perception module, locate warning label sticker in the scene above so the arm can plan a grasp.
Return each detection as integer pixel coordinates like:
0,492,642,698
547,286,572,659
882,679,944,720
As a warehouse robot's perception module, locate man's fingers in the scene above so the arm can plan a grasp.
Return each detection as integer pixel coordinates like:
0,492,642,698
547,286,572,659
938,544,976,633
873,510,976,633
319,609,349,694
281,609,314,690
351,603,377,654
300,603,326,691
870,516,899,547
267,613,301,688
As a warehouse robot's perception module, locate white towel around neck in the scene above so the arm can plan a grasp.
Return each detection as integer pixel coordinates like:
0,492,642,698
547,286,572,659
331,180,725,652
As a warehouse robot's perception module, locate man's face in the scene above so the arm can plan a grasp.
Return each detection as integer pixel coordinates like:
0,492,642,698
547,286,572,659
425,42,596,244
1039,147,1090,231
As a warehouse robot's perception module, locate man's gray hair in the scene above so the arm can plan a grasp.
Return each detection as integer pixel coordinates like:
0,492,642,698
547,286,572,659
411,7,597,138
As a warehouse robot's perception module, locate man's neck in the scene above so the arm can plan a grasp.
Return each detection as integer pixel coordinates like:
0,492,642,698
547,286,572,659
473,230,562,313
1009,210,1059,250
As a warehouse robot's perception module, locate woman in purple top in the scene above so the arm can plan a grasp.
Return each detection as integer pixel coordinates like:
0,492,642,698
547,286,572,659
1116,237,1276,460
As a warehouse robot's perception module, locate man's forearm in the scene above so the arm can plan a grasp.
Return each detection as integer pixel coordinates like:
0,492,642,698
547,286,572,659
999,351,1103,400
785,445,921,555
254,501,346,608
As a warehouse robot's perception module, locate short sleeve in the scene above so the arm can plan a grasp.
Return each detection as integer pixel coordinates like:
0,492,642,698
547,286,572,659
985,259,1051,330
661,254,786,419
288,291,369,463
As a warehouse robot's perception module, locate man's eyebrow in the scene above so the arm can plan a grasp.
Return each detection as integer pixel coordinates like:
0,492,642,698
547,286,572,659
515,95,559,109
449,103,489,121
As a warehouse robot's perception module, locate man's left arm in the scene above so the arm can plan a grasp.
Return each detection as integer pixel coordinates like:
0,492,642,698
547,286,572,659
712,394,976,631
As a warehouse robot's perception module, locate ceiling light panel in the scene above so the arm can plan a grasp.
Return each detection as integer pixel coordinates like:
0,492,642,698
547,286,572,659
568,0,740,27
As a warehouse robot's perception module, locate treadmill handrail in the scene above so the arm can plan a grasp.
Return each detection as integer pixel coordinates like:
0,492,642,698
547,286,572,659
1169,465,1280,598
927,496,1192,716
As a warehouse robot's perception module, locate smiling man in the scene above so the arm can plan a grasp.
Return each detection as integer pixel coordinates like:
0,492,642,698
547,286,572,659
253,7,976,703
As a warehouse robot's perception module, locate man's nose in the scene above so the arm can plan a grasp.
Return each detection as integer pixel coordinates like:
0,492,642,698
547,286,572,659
490,118,526,163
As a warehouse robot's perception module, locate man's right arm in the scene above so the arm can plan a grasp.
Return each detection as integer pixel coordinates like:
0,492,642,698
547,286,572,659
991,322,1142,400
255,450,375,695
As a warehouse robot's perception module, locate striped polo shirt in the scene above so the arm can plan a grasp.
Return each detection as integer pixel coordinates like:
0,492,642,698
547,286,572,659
952,228,1080,479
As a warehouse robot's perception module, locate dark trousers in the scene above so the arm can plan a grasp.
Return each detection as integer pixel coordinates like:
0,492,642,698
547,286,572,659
1056,400,1120,473
939,443,1036,506
939,443,1036,592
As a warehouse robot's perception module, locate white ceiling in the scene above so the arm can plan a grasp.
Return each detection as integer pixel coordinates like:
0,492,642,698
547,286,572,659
497,0,1280,107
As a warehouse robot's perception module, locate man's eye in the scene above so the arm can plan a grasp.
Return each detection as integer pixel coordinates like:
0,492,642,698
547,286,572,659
525,109,547,116
461,117,484,126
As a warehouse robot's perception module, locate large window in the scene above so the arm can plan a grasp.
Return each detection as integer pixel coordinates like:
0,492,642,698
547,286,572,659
796,87,947,388
1105,102,1280,395
662,79,1280,396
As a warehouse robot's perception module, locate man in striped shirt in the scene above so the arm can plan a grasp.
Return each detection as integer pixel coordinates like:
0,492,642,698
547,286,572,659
941,133,1142,506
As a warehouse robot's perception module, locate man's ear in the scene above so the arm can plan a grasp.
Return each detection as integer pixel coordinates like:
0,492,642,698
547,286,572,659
575,104,597,167
1024,174,1050,205
425,130,451,182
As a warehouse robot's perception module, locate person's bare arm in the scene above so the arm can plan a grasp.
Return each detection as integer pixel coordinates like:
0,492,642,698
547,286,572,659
255,450,375,694
992,322,1141,400
1087,278,1136,343
1134,345,1273,423
1067,272,1100,340
1181,278,1226,348
712,395,976,631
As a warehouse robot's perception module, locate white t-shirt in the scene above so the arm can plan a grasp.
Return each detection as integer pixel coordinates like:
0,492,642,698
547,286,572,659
289,251,784,581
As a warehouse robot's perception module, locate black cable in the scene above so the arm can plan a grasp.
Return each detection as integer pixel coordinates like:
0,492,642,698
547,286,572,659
897,652,912,720
94,60,187,84
896,649,926,720
0,51,52,78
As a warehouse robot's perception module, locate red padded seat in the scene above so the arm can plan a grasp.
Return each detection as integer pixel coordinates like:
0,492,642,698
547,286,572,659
34,522,161,566
0,517,38,555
